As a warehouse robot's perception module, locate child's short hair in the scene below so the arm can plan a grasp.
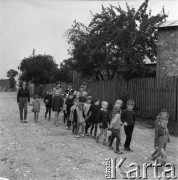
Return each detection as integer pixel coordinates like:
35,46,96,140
112,104,121,118
156,110,169,126
94,98,100,103
127,99,135,105
101,101,108,108
115,99,122,106
101,101,108,105
34,94,39,99
161,109,169,118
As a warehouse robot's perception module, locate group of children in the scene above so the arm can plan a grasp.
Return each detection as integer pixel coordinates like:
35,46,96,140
29,84,170,163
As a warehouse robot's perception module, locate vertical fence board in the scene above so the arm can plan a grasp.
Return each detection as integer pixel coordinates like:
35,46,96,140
86,77,177,122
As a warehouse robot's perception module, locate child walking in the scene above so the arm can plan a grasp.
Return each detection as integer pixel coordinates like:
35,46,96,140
73,102,85,138
31,95,41,123
66,93,74,130
96,101,110,145
121,99,136,152
151,111,170,165
86,99,100,137
108,103,123,154
84,96,92,135
69,98,78,135
44,90,52,120
108,99,122,143
63,93,68,124
52,82,63,127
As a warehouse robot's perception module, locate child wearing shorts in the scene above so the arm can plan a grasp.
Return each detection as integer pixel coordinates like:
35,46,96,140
73,102,85,138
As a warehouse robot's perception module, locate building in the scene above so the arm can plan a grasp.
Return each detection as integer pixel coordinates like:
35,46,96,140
0,79,10,92
156,20,178,78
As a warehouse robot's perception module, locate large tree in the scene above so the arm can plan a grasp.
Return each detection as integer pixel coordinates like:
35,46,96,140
7,69,18,89
19,54,58,84
66,0,167,80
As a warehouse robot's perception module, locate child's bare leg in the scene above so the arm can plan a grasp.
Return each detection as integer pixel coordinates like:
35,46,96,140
96,128,103,143
54,112,58,125
76,123,81,136
151,149,158,157
36,112,39,121
98,128,103,137
152,148,161,161
103,129,107,145
55,112,60,126
34,112,36,122
81,124,85,135
48,108,51,120
160,148,167,165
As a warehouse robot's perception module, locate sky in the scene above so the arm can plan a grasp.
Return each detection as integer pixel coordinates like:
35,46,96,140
0,0,178,79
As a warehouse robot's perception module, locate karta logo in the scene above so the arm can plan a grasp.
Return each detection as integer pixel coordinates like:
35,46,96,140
105,158,177,179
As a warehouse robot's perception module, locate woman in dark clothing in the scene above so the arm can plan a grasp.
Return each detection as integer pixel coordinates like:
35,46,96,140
17,81,30,123
44,89,53,120
52,82,63,127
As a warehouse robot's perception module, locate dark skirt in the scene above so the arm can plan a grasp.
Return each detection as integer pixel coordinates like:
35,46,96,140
52,96,63,112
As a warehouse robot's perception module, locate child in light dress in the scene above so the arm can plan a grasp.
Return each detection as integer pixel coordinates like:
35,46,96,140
31,95,41,123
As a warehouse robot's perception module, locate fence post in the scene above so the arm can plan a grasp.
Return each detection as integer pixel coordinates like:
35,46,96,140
176,78,178,123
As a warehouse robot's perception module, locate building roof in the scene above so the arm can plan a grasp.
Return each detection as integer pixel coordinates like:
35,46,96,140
158,20,178,28
143,56,156,64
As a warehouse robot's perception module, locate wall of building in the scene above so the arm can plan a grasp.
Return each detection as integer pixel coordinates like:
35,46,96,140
156,27,178,78
0,79,10,92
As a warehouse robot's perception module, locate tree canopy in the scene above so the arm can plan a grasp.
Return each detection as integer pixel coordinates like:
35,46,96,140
66,0,167,80
19,54,58,84
19,53,73,84
7,69,18,89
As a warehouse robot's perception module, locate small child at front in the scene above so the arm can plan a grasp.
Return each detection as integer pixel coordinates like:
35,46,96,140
96,101,110,145
151,111,170,165
121,99,136,152
31,95,41,123
108,99,123,143
73,102,85,138
108,102,123,154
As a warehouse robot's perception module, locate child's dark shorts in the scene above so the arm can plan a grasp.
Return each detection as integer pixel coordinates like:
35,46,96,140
99,122,108,129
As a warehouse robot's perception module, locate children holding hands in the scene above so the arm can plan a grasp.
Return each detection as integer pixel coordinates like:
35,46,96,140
108,101,123,154
121,99,136,152
96,101,110,145
151,110,170,165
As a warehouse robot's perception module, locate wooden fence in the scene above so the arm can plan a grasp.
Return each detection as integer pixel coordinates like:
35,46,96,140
87,77,178,122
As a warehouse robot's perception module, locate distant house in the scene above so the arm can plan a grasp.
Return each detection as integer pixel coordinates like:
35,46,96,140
156,20,178,78
143,56,156,73
0,79,10,92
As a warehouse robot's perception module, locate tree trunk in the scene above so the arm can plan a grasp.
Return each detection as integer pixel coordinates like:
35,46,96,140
95,71,100,81
106,69,110,80
98,71,104,81
111,70,116,80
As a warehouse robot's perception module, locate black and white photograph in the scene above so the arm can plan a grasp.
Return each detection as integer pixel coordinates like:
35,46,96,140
0,0,178,179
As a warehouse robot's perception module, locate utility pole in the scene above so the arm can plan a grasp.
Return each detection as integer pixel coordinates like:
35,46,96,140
32,48,35,57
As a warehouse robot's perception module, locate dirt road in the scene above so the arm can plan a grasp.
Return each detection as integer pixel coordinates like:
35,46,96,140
0,92,177,180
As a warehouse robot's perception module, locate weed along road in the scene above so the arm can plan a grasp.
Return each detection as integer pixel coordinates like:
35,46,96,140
0,92,177,180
